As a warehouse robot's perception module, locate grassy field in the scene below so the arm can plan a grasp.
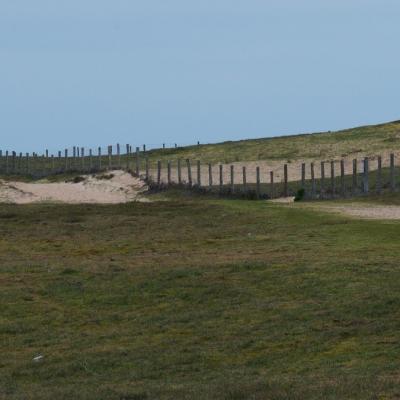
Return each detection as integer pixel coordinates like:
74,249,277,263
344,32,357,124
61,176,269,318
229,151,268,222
144,120,400,164
2,120,400,179
2,192,400,399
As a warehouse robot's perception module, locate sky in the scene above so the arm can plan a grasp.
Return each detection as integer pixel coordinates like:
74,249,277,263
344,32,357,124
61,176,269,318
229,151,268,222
0,0,399,153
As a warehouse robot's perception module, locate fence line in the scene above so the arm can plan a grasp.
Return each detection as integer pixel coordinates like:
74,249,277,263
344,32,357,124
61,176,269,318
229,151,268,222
144,153,400,200
0,145,400,200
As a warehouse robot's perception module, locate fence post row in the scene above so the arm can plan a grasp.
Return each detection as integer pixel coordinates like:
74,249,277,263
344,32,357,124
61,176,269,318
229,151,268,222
2,148,399,200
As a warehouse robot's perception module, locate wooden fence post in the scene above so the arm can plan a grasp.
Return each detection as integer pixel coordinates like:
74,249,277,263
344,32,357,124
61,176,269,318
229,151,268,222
145,158,149,181
320,161,325,198
64,149,68,171
125,144,130,170
5,151,8,174
330,161,335,197
12,151,16,174
311,162,316,198
186,159,192,186
242,166,247,192
57,151,61,173
98,147,102,170
284,164,288,197
73,146,76,169
301,163,306,189
167,161,171,185
230,165,234,193
197,160,201,186
157,161,161,185
26,153,30,174
108,145,112,170
18,152,22,174
377,156,382,194
256,166,261,199
89,149,93,171
390,153,395,191
352,159,357,195
340,160,345,197
81,148,85,171
136,147,140,176
177,159,182,184
270,171,274,199
219,164,223,192
363,157,369,193
117,143,121,168
208,164,213,187
32,153,36,176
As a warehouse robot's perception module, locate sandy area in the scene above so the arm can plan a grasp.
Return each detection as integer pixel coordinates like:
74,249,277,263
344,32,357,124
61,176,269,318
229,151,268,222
0,170,149,204
307,203,400,220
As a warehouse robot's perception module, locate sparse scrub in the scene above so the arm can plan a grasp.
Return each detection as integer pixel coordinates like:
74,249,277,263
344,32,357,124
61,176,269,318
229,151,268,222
95,173,115,180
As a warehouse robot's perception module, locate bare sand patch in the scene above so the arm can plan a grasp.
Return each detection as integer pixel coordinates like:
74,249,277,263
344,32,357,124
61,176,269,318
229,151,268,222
0,170,149,204
308,203,400,220
269,197,295,204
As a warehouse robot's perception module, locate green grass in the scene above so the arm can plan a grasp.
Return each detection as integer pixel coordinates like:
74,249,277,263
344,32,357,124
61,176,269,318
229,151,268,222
2,120,400,179
2,194,400,399
142,120,400,165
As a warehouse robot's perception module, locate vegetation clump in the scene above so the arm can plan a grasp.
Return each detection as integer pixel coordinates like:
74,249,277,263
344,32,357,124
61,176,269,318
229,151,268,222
95,173,115,180
294,188,305,201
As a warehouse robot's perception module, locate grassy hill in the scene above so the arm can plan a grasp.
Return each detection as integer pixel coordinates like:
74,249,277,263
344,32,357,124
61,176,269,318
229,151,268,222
145,120,400,164
3,194,400,399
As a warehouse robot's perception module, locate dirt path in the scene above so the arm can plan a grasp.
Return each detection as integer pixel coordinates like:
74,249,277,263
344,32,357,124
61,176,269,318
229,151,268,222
0,170,148,204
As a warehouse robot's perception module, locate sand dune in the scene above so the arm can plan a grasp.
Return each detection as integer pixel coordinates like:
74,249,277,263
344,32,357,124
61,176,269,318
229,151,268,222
0,170,148,204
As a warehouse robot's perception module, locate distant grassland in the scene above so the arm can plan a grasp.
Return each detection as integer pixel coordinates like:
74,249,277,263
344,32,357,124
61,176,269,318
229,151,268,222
3,194,400,399
145,120,400,164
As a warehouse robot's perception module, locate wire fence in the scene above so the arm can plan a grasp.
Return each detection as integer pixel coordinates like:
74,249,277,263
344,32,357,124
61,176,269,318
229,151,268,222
1,143,399,201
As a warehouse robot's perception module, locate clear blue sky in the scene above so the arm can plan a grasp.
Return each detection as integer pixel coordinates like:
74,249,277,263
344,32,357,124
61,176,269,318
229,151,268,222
1,0,399,153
